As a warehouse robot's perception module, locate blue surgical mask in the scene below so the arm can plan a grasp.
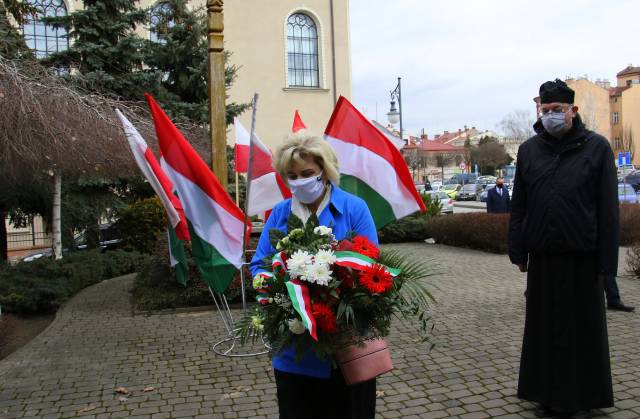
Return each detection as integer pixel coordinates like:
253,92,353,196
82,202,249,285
288,171,325,203
541,111,570,138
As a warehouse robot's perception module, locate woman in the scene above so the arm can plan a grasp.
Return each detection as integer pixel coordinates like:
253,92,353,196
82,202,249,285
250,131,378,419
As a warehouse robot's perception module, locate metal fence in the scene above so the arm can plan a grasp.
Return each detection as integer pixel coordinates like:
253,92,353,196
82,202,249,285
5,216,52,251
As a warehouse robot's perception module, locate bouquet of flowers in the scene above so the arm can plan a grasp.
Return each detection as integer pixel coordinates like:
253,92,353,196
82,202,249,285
241,214,434,364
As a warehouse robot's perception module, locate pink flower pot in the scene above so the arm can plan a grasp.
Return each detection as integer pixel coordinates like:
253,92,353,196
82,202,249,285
335,338,393,385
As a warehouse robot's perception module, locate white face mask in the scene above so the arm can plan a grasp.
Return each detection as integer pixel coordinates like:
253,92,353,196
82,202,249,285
288,171,325,204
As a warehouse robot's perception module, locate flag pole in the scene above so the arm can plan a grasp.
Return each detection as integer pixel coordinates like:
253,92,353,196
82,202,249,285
235,171,240,206
240,93,259,310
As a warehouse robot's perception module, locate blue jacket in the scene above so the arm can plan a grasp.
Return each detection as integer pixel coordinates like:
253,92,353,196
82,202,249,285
486,186,511,213
250,186,378,378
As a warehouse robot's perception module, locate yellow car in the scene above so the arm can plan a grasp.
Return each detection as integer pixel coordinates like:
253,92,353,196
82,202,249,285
441,183,462,200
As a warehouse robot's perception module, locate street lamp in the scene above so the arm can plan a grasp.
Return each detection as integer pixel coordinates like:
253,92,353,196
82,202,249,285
387,77,403,140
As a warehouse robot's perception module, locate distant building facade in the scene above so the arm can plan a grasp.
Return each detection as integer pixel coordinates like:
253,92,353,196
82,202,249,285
16,0,352,150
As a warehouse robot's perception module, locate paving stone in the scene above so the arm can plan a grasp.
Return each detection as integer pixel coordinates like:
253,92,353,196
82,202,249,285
0,245,638,418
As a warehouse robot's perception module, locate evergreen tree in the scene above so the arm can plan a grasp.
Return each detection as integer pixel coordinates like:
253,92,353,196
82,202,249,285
144,0,249,124
41,0,159,99
0,0,35,59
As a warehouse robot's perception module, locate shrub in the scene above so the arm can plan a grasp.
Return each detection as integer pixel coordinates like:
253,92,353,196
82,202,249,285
619,203,640,246
627,245,640,279
378,217,430,244
115,197,167,253
0,249,150,315
424,213,509,253
131,232,258,311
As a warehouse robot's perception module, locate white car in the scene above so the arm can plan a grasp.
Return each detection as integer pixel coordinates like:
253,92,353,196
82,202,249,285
431,181,443,192
427,191,454,214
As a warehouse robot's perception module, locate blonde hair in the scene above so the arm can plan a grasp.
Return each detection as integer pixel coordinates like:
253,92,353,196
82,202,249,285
274,130,340,185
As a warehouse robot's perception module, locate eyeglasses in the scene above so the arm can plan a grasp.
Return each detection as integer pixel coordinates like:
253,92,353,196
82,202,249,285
540,105,571,114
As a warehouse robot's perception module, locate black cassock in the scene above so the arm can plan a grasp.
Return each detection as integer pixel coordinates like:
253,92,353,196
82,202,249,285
518,252,613,411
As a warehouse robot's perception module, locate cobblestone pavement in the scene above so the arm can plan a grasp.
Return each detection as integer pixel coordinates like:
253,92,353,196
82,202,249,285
1,244,638,419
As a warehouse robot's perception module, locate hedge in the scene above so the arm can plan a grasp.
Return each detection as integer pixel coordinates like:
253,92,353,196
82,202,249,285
380,204,640,254
0,249,150,315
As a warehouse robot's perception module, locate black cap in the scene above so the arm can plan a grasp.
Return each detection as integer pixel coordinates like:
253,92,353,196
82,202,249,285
539,79,575,104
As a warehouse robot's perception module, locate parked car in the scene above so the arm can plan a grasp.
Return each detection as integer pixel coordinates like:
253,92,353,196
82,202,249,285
480,184,495,202
477,176,497,190
447,173,478,185
441,183,462,200
431,181,443,192
415,184,426,193
22,223,122,262
624,171,640,191
427,191,453,214
618,183,638,204
456,183,482,201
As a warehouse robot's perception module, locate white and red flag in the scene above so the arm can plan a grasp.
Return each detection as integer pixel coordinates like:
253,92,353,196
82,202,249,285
235,118,291,217
146,94,246,293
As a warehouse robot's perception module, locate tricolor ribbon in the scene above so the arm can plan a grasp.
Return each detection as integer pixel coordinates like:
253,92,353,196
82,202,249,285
334,251,401,277
285,278,317,340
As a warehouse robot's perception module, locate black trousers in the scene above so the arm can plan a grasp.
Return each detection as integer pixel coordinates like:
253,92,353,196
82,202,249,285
603,275,621,305
274,369,376,419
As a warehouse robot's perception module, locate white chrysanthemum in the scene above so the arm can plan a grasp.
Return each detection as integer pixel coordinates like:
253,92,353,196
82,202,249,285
287,250,313,279
304,261,333,286
314,226,333,236
314,249,336,266
288,318,306,334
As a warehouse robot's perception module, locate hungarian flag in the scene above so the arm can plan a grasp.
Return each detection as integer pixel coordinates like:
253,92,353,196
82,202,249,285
115,109,189,285
324,96,426,229
292,110,307,132
146,94,245,293
235,118,291,216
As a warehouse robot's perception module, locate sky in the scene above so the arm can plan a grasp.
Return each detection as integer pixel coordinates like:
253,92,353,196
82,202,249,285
349,0,640,138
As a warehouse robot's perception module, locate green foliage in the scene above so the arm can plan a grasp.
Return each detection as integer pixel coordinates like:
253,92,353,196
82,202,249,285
142,0,249,124
378,217,430,244
420,193,442,217
115,197,167,253
0,249,149,314
41,0,159,99
469,137,513,175
60,175,126,248
0,0,35,59
131,230,256,311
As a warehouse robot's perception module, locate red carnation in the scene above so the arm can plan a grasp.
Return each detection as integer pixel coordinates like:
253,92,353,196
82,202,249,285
351,236,380,259
358,264,393,294
312,301,337,333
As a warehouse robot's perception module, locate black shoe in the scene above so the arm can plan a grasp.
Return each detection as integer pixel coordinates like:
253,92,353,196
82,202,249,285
607,301,635,312
570,411,591,419
534,404,554,418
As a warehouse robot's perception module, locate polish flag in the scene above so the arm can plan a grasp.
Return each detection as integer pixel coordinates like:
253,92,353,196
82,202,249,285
236,119,291,216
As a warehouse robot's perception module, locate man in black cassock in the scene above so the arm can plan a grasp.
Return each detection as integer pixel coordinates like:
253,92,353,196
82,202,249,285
508,79,617,419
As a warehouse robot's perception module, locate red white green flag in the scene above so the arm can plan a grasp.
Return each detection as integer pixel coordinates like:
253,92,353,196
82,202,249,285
146,94,246,293
116,109,189,285
324,96,426,229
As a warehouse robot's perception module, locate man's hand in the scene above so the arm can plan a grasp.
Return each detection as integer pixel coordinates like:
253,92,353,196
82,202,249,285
517,263,527,273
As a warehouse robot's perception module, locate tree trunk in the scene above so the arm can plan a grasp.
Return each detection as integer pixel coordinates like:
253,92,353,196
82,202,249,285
0,210,7,263
52,172,62,259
